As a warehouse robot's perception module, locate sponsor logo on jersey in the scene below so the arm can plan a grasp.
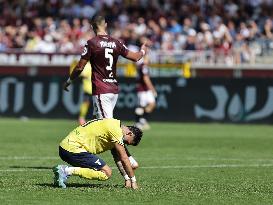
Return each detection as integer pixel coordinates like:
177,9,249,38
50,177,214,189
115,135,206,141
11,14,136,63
103,78,117,83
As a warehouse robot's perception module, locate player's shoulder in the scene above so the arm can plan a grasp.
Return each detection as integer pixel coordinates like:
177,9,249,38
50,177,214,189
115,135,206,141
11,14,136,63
101,119,120,131
109,36,126,46
86,37,98,45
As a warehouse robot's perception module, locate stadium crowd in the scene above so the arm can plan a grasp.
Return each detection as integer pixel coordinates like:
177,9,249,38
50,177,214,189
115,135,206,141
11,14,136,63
0,0,272,63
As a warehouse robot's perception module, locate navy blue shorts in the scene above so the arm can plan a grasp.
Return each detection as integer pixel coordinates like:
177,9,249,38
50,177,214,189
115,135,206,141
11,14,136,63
59,146,106,170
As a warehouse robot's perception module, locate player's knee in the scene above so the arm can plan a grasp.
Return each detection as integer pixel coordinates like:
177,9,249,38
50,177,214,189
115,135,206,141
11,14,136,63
100,165,112,179
135,107,144,115
146,103,156,113
150,102,156,110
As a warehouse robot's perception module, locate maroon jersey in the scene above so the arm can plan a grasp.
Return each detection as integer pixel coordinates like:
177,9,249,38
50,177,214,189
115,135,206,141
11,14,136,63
136,63,149,92
81,35,129,95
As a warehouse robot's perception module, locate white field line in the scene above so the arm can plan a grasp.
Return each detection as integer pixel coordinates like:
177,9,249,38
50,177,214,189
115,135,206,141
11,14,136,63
0,156,59,160
1,156,273,161
1,164,273,172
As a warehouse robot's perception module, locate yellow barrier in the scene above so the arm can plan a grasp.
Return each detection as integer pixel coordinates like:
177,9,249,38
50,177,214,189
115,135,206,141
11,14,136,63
118,62,192,78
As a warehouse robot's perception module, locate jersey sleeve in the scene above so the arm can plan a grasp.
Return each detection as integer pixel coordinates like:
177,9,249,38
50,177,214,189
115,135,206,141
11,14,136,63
117,40,129,58
107,120,124,146
80,41,91,60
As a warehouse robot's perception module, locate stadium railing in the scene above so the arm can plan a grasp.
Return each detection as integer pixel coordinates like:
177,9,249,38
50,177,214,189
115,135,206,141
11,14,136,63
0,46,272,67
0,42,272,78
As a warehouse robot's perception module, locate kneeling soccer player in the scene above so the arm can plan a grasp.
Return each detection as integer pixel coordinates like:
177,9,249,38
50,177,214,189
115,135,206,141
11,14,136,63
53,118,142,189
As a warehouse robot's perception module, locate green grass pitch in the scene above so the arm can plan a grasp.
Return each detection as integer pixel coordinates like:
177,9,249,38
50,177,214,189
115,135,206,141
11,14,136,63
0,118,273,204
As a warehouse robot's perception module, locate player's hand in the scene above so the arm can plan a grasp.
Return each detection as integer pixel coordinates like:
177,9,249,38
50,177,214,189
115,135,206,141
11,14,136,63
131,181,138,190
124,180,131,188
63,81,71,92
140,41,148,55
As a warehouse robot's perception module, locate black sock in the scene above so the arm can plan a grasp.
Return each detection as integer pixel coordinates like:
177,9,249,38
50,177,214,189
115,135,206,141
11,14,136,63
135,107,144,123
143,111,150,122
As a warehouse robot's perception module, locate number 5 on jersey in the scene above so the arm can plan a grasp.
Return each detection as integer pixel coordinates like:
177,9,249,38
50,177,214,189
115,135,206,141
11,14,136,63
105,48,113,78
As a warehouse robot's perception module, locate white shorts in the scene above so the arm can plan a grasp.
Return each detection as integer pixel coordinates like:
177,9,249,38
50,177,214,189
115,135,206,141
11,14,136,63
92,93,118,119
137,90,155,107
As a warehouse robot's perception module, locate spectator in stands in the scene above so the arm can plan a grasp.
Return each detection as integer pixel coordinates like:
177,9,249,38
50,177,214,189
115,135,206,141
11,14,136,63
263,18,273,39
0,0,272,66
0,31,8,51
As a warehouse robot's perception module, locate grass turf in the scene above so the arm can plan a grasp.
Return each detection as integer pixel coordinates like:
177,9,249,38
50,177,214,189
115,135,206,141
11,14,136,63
0,118,273,204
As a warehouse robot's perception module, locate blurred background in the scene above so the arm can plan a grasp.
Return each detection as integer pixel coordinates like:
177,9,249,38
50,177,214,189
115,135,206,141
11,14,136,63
0,0,273,123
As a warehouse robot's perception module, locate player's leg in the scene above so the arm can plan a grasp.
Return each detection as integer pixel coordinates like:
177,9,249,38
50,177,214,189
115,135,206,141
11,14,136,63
144,90,156,113
142,90,156,129
135,91,146,128
53,146,110,188
60,146,110,180
78,93,91,125
137,90,156,130
66,164,111,181
99,93,118,118
92,94,116,119
92,95,104,119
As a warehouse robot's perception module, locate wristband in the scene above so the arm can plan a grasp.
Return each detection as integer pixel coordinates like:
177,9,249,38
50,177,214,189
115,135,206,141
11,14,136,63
130,176,136,182
140,49,146,56
124,174,130,181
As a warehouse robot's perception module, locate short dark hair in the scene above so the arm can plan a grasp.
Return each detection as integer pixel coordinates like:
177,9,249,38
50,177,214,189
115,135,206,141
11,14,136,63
91,15,105,33
127,126,143,146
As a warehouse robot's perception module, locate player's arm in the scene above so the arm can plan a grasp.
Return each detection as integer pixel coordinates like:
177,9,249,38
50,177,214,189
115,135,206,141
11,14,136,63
64,41,91,91
111,148,131,188
143,74,157,97
63,59,88,91
111,148,127,176
113,143,138,189
125,42,148,62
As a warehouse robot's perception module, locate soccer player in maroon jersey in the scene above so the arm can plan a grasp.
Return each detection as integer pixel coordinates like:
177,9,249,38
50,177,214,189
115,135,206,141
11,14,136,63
64,15,147,117
135,56,157,130
63,15,147,187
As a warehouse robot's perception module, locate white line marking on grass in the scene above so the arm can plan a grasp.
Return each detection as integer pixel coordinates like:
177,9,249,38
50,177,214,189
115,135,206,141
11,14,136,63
1,164,273,172
184,157,273,161
0,156,59,160
1,156,273,162
0,169,47,172
139,164,273,169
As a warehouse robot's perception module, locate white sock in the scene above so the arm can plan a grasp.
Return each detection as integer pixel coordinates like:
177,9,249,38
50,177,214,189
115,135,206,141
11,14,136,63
139,118,147,124
65,167,80,175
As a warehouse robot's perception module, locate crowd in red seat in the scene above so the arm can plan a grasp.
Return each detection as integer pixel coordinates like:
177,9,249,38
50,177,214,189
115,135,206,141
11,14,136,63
0,0,272,63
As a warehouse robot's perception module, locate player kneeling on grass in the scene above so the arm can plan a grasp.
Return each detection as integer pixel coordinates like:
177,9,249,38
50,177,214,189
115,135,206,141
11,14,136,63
53,118,142,189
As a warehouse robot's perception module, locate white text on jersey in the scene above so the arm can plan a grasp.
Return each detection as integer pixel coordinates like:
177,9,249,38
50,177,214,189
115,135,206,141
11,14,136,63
100,41,116,48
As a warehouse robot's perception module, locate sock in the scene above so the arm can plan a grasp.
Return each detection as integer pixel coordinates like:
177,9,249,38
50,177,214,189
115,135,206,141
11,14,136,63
143,111,150,122
139,110,150,125
65,166,76,175
139,117,147,125
135,107,144,123
79,101,89,119
68,167,108,181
